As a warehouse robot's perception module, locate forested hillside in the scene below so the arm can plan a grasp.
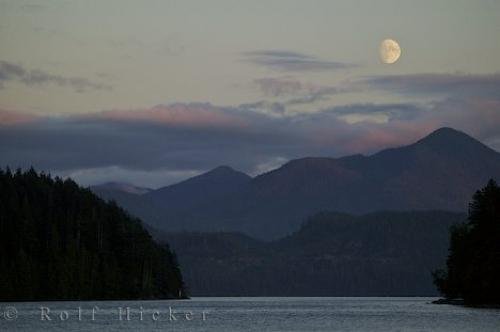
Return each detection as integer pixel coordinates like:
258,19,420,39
0,168,186,301
161,211,465,296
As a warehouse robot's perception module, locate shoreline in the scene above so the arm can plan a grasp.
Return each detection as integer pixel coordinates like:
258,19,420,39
432,298,500,309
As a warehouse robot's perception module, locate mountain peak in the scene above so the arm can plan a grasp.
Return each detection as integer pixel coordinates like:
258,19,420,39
204,165,251,179
426,127,469,139
152,165,251,194
419,127,474,142
142,165,252,212
414,127,490,151
209,165,239,174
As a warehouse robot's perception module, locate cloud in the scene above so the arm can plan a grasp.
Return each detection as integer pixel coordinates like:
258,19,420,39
57,166,202,188
0,109,41,125
0,60,112,92
237,100,286,117
363,73,500,98
253,77,342,106
1,92,499,187
353,72,500,145
243,50,355,72
91,103,248,128
0,104,301,178
324,103,426,123
254,77,304,97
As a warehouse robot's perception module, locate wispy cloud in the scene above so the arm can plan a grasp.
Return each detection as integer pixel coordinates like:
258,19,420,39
324,103,426,123
57,166,202,188
0,109,40,125
253,77,342,106
243,50,355,72
362,73,500,98
237,100,286,117
254,77,304,97
91,103,247,128
0,60,112,92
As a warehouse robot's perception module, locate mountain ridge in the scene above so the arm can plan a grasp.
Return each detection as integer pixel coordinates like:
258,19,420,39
159,210,465,296
92,127,500,239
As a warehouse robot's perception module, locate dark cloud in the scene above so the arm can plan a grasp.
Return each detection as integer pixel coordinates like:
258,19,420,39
356,72,500,150
243,50,355,72
1,82,500,187
287,86,341,106
0,60,112,92
363,73,500,98
254,77,303,97
0,103,430,186
0,108,302,188
238,100,287,116
253,77,341,106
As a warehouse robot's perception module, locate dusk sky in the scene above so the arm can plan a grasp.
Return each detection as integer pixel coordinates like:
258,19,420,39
1,0,500,187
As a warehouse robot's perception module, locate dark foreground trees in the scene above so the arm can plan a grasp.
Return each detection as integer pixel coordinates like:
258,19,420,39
0,168,186,301
433,179,500,305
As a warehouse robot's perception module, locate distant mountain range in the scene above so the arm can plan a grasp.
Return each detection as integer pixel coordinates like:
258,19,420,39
92,127,500,239
157,211,465,296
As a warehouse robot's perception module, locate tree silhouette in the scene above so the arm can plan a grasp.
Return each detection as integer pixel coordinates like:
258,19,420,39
433,179,500,304
0,168,186,301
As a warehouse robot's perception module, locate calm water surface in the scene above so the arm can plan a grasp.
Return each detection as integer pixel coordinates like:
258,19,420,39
1,297,499,331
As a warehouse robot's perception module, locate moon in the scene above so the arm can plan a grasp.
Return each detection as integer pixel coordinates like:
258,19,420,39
380,39,401,64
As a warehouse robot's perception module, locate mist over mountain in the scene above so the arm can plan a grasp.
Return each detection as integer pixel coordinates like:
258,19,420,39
91,182,152,195
93,127,500,239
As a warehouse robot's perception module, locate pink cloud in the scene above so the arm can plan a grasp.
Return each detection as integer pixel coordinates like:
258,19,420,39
309,120,441,155
347,122,440,153
0,109,41,125
90,103,248,128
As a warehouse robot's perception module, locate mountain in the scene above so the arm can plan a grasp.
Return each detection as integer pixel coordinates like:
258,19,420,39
0,168,186,301
93,127,500,239
159,211,465,296
147,165,251,210
90,182,162,229
93,166,253,230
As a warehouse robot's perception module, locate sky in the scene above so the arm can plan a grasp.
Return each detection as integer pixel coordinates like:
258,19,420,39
1,0,500,187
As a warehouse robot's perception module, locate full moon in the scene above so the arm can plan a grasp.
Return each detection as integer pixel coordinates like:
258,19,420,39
379,39,401,64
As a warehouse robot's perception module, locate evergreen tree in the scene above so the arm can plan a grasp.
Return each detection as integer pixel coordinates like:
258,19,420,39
433,179,500,304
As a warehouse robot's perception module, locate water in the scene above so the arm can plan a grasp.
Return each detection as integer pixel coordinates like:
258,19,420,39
1,297,499,331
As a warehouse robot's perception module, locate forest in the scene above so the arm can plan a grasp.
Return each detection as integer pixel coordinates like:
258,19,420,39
160,210,465,296
0,168,186,301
